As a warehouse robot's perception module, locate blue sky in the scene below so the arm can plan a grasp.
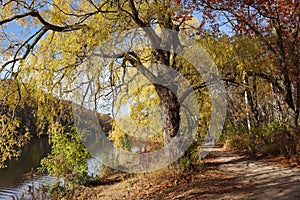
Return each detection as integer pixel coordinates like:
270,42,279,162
0,18,43,79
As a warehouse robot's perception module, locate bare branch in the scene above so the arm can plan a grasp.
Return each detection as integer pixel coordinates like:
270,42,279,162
1,27,48,73
0,11,34,25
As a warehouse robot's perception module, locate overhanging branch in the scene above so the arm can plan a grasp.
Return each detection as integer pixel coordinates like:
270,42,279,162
0,10,87,32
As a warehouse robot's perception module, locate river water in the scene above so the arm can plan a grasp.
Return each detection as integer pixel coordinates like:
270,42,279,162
0,136,145,199
0,137,52,199
0,137,103,199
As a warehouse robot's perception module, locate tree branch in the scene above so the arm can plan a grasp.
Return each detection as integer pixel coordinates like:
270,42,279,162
247,71,285,96
180,77,236,103
0,11,34,25
0,10,87,32
1,27,48,73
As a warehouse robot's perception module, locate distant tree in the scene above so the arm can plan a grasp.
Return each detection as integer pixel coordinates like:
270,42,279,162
186,0,300,128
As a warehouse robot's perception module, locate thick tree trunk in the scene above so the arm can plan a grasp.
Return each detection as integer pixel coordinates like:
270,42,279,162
154,84,180,144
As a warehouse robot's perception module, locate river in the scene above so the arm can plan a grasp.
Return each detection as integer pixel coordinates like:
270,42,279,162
0,136,104,199
0,136,146,199
0,137,52,199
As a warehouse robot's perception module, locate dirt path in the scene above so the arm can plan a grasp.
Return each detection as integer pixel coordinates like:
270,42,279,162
205,147,300,200
72,147,300,200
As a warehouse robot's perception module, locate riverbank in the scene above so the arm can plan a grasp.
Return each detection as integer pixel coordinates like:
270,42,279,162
54,147,300,200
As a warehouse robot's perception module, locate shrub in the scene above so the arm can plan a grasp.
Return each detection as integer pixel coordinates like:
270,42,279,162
39,126,91,191
225,121,299,158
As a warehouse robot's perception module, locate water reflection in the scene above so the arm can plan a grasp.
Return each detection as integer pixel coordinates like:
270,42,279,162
0,136,51,188
0,136,160,199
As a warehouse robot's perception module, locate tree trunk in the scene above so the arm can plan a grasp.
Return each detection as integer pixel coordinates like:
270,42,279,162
243,73,251,132
287,108,299,130
286,80,300,129
296,81,300,129
154,84,180,144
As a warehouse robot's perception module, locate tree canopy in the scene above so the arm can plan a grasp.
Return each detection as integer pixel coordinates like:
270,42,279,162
0,0,299,173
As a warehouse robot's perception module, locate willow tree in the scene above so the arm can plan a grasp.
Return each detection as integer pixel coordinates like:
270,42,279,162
0,0,219,168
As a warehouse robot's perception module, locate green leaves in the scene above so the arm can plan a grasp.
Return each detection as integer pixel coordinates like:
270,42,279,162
40,127,90,187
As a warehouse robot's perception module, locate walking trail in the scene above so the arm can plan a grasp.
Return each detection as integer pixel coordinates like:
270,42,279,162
71,147,300,200
204,147,300,200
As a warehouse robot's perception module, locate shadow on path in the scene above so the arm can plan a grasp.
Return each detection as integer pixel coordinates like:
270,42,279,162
205,147,300,200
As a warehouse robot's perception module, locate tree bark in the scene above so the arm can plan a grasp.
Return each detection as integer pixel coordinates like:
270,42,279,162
154,84,180,144
296,81,300,128
287,108,299,130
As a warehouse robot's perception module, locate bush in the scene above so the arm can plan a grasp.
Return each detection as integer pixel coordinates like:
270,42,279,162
225,134,253,152
225,122,299,158
224,123,254,152
39,126,91,191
